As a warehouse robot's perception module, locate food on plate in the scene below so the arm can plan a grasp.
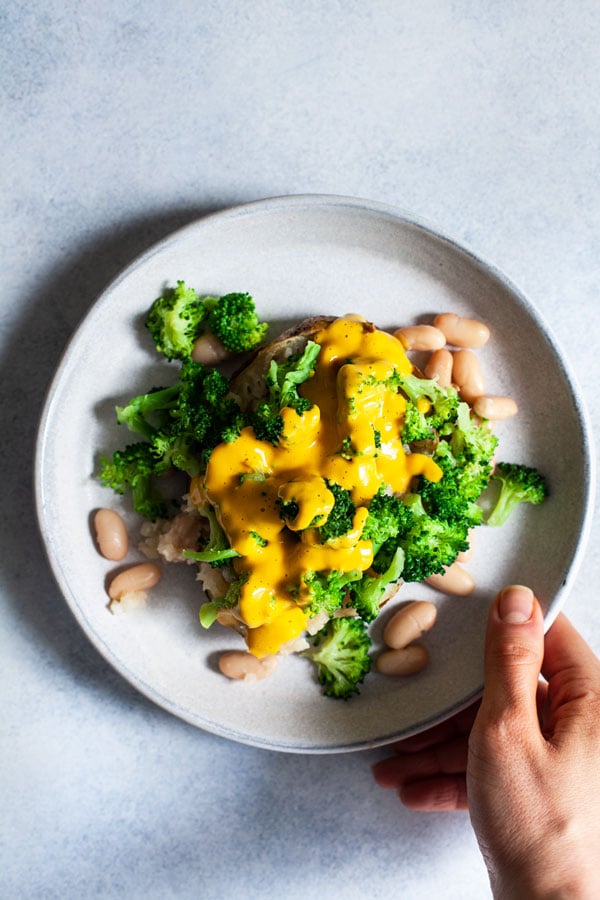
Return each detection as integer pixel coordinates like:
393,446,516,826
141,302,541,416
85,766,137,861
96,283,548,698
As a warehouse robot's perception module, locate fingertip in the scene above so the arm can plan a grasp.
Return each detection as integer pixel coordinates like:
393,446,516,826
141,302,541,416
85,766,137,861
495,585,535,624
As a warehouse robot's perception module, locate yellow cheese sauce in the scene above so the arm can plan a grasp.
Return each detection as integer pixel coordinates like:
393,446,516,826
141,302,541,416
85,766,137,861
199,317,442,657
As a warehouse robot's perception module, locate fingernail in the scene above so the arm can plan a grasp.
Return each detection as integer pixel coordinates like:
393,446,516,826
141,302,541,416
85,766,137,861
497,585,534,624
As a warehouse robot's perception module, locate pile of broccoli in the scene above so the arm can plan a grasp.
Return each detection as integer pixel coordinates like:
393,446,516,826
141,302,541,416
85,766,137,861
99,284,270,519
99,292,549,701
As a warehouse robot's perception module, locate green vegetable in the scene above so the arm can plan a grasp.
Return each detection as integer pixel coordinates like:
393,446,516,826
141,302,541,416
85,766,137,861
251,341,321,443
304,617,372,699
182,506,240,567
206,292,268,353
351,546,405,622
301,569,363,617
317,482,355,542
361,486,414,554
115,359,245,479
401,401,435,444
394,493,470,583
99,442,167,520
146,281,268,361
397,372,460,429
486,462,549,527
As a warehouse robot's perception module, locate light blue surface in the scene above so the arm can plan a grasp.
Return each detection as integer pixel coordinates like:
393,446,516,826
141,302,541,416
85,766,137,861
2,3,599,898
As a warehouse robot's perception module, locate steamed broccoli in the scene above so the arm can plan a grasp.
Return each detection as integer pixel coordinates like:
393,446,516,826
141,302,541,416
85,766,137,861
397,372,459,429
182,506,240,567
351,546,405,622
301,569,363,617
401,401,436,444
115,383,181,441
116,360,244,478
146,282,268,360
361,486,414,554
205,292,268,353
317,482,355,542
417,402,497,529
443,401,498,464
391,494,469,583
146,281,206,360
99,442,167,520
304,617,372,699
486,462,548,527
251,341,321,443
419,444,486,528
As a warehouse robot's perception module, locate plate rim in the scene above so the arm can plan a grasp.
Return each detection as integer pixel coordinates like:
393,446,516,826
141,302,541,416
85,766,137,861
34,193,597,752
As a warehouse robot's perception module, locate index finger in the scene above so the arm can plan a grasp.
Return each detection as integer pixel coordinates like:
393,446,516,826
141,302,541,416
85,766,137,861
388,702,479,753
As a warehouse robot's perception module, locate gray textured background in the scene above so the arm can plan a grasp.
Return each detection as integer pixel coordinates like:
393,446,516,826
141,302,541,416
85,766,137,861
2,2,599,898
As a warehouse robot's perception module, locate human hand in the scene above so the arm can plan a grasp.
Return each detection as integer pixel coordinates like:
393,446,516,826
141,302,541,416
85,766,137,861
373,585,600,898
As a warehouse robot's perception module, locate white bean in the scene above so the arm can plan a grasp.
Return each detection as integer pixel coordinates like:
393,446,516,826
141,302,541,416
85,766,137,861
473,395,518,420
426,562,475,596
424,348,454,387
383,601,437,650
218,651,279,681
108,563,161,600
191,332,232,365
394,325,446,352
94,508,129,561
376,644,430,676
452,349,485,403
433,313,490,348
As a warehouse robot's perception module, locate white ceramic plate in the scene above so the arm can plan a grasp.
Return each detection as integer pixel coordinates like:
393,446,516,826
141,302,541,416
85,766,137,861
35,195,595,753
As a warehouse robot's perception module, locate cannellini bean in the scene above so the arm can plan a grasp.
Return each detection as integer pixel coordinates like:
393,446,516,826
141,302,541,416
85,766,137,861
394,324,446,352
433,313,490,348
452,349,485,403
376,644,430,676
473,395,518,421
94,508,128,561
426,562,475,596
191,332,232,365
108,563,161,600
424,348,454,387
383,601,437,650
218,651,279,681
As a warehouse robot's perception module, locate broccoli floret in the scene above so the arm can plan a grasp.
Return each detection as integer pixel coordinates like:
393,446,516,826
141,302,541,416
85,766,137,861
351,546,405,622
115,384,181,442
443,401,498,464
301,569,363,617
361,486,415,554
419,445,486,527
251,341,321,444
146,281,206,360
206,292,268,354
182,506,240,567
304,617,372,699
401,401,436,444
278,498,300,523
317,482,355,542
397,372,459,429
486,462,548,527
387,493,469,583
99,442,167,520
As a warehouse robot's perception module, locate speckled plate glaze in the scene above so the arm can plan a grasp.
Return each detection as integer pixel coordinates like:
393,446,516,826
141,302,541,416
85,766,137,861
35,195,595,753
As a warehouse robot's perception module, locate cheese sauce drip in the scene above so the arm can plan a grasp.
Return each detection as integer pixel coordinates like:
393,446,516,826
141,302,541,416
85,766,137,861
201,317,442,657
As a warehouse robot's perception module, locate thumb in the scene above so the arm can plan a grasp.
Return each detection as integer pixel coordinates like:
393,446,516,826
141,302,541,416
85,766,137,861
479,585,545,722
